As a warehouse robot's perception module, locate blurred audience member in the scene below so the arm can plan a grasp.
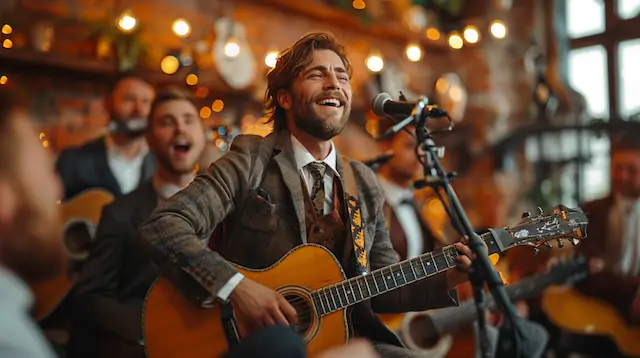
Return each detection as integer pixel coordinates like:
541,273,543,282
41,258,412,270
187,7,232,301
56,72,156,200
0,90,64,357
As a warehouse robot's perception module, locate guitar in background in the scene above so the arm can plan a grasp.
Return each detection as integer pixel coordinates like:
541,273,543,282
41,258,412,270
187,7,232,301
30,188,113,321
399,257,590,357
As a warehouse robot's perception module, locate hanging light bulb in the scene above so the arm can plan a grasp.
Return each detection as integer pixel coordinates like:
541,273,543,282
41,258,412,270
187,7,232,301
117,10,137,32
172,18,191,37
490,20,508,39
366,53,384,72
224,37,240,58
405,43,422,62
265,50,279,68
448,33,464,50
463,26,480,44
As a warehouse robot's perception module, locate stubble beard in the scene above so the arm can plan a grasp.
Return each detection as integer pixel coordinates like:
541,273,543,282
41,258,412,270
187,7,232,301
292,94,350,141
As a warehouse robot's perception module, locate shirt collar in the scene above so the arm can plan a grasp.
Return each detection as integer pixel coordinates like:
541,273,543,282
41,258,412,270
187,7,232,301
152,174,195,200
0,265,32,310
290,134,339,176
105,135,149,159
378,175,414,208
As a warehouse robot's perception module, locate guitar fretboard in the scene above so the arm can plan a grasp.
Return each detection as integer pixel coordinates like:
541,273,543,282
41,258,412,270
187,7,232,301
311,231,501,316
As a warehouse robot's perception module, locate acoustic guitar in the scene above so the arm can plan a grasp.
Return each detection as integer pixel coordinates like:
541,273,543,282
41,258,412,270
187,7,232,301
542,287,640,357
142,205,588,358
30,188,114,321
399,256,590,357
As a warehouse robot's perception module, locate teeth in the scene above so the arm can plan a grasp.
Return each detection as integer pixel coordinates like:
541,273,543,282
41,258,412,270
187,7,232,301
317,98,341,106
174,140,190,146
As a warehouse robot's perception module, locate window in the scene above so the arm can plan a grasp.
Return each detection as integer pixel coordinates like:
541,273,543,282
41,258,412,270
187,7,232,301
566,0,605,38
618,38,640,118
567,46,609,119
561,0,640,202
618,0,640,20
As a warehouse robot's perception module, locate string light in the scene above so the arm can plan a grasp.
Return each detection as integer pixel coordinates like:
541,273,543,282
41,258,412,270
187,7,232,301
3,39,13,49
463,26,480,44
366,54,384,72
224,38,240,58
490,20,508,39
352,0,366,10
265,50,279,68
448,33,464,50
117,11,137,32
0,76,7,85
212,99,225,112
426,28,441,41
1,24,11,35
172,19,191,37
186,73,198,86
405,44,422,62
160,55,180,74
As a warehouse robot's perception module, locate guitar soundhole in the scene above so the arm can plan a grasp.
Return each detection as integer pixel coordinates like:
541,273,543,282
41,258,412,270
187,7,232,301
284,294,313,336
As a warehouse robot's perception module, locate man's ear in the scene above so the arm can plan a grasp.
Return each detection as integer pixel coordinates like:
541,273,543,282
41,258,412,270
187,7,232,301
0,178,16,230
277,89,292,110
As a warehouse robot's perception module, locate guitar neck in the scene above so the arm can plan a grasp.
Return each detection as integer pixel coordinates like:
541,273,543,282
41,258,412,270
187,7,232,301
311,229,510,316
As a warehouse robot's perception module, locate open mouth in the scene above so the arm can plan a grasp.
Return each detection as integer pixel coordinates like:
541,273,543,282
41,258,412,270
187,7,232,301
316,98,343,108
171,140,192,154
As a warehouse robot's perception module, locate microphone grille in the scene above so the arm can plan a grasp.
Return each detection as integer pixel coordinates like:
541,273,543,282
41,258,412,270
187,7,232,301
372,93,392,117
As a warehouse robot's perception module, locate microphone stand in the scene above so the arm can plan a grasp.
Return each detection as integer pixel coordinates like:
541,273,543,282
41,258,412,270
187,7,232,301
399,97,524,358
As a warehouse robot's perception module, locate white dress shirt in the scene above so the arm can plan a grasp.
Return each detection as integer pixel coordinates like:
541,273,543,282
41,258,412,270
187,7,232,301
215,134,339,302
609,195,640,276
105,136,149,195
378,176,424,259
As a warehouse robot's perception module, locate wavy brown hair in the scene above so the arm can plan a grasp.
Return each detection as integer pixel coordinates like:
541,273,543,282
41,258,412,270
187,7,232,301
264,32,352,131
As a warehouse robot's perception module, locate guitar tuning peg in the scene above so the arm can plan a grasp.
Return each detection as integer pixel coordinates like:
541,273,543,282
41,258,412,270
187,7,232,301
533,247,540,256
521,211,531,219
557,238,564,248
544,242,553,249
537,206,544,214
571,238,580,246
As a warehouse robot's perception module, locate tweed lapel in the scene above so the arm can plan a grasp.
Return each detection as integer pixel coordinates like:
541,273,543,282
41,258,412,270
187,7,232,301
272,130,308,243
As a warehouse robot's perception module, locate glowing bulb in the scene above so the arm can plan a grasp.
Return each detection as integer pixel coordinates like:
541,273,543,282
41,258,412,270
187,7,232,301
463,26,480,44
405,44,422,62
448,34,463,50
1,24,12,35
172,18,191,37
212,99,225,112
186,73,198,86
265,51,278,68
200,106,212,119
0,76,7,85
224,39,240,58
366,54,384,72
2,39,13,49
490,20,507,39
426,28,440,41
160,55,180,74
352,0,366,10
117,11,137,32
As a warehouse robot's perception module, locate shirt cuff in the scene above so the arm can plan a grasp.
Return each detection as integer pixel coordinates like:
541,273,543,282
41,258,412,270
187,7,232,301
216,273,245,302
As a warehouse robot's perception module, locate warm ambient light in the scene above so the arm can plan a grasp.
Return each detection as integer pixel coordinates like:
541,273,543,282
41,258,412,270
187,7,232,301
200,106,212,119
352,0,366,10
0,76,7,85
463,26,480,44
448,34,463,50
186,73,198,86
172,18,191,37
405,44,422,62
265,51,278,68
117,11,137,32
212,99,224,112
160,55,180,74
1,24,12,35
224,39,240,58
2,39,13,49
426,28,440,41
490,20,508,39
366,54,384,72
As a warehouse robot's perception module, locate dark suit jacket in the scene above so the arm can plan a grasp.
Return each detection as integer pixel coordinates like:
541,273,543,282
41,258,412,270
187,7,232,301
575,197,640,320
68,182,160,358
138,129,458,346
56,136,156,200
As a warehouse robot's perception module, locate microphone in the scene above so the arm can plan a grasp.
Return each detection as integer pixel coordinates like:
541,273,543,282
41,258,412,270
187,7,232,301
372,93,448,119
362,152,395,170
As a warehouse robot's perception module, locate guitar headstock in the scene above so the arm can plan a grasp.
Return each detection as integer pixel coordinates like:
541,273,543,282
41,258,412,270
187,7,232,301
505,205,588,254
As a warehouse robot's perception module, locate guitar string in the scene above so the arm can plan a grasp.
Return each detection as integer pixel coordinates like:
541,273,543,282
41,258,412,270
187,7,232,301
281,245,468,325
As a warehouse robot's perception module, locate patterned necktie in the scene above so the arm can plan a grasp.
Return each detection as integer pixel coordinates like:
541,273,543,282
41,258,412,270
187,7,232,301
307,162,327,217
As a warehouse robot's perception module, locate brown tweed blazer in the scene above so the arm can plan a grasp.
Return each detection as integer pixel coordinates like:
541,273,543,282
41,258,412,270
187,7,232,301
137,129,456,319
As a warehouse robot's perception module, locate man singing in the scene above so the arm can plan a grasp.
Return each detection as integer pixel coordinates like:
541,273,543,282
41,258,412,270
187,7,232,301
138,32,483,357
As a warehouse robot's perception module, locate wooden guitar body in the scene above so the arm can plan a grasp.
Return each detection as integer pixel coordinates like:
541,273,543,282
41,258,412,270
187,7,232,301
143,244,349,358
542,287,640,357
30,188,114,321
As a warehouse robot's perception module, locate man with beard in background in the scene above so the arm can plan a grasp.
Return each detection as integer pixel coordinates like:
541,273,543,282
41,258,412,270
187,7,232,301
138,32,481,358
0,90,65,357
56,72,156,200
67,87,206,358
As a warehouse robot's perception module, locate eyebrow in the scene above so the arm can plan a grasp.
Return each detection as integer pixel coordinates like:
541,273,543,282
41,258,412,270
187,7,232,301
303,65,349,76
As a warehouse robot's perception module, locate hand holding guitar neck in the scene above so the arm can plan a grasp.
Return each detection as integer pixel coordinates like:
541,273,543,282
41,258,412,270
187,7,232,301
230,277,298,329
446,235,489,290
